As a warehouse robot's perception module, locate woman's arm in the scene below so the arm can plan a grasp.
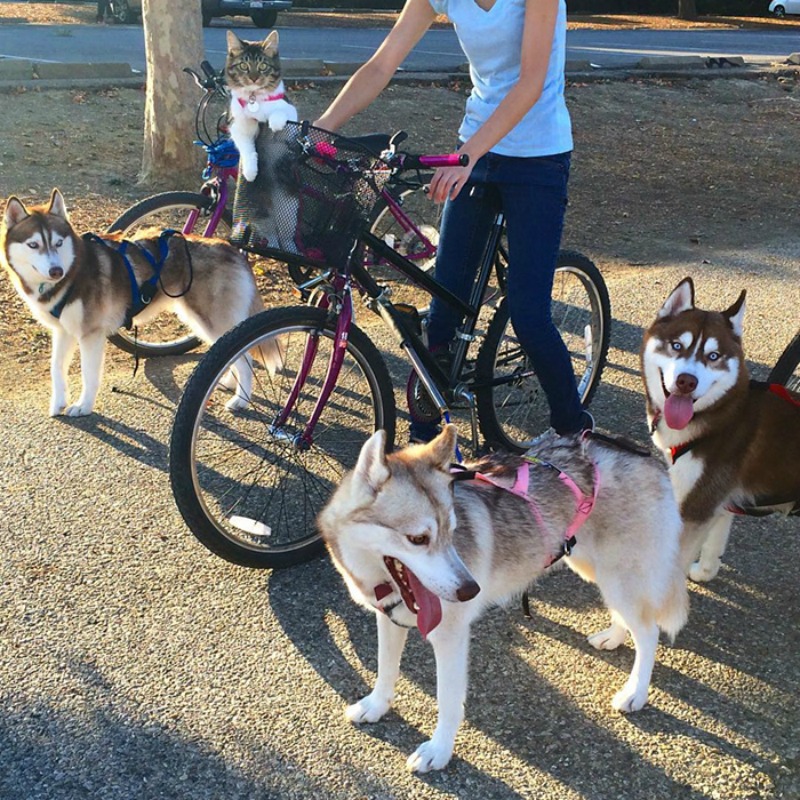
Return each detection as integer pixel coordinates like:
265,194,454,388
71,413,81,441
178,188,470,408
314,0,437,131
429,0,560,202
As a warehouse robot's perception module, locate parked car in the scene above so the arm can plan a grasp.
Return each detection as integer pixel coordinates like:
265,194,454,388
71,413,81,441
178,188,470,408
107,0,141,24
769,0,800,16
201,0,292,28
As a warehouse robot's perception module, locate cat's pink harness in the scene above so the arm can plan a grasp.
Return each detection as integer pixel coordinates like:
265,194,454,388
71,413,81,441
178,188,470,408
237,91,286,108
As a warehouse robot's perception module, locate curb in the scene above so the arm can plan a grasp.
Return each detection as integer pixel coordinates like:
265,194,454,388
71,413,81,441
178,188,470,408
0,55,797,93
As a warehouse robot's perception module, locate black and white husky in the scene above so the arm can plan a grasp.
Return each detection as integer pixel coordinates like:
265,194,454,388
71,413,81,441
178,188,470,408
318,426,689,772
1,189,277,416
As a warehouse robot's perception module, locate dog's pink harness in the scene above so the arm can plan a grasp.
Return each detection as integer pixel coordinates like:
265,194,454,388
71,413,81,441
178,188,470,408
455,456,600,567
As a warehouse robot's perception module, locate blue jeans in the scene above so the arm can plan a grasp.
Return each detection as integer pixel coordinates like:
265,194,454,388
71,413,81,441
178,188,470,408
426,150,585,434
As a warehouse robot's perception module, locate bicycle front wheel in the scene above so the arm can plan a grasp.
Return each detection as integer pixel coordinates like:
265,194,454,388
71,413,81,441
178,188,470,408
475,251,611,453
170,306,397,569
107,191,233,357
768,331,800,392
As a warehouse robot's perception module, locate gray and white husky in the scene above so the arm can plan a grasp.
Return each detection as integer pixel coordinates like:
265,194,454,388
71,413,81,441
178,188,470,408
318,425,689,772
1,189,275,416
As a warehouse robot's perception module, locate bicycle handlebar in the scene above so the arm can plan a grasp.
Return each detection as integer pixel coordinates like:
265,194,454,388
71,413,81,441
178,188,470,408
183,62,226,93
401,153,469,169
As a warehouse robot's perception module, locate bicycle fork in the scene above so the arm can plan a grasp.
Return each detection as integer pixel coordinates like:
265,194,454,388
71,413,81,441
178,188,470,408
270,281,353,449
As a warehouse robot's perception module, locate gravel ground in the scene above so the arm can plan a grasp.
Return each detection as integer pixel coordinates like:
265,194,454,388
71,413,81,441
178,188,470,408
0,13,799,799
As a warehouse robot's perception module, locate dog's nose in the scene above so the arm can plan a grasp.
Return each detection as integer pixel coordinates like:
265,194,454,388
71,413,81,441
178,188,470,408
675,373,697,395
49,266,64,280
456,580,480,602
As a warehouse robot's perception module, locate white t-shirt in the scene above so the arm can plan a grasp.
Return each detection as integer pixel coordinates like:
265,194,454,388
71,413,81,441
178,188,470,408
428,0,573,156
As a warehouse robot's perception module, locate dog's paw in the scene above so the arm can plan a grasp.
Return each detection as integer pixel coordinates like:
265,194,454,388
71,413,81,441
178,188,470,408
225,394,249,412
64,402,93,417
345,693,391,724
689,558,721,583
611,681,649,713
588,623,628,651
406,740,454,773
49,400,66,417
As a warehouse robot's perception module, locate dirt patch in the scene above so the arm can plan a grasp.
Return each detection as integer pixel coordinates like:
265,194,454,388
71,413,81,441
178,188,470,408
0,68,798,386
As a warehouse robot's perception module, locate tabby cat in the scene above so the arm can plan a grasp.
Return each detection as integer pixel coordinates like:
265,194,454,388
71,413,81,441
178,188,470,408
225,29,298,182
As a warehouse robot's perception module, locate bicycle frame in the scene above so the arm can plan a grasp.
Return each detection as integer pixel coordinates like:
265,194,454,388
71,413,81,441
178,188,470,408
279,210,508,453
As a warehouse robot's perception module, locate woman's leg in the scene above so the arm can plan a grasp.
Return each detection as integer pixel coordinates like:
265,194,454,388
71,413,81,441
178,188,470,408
499,152,587,435
425,155,499,350
408,155,497,442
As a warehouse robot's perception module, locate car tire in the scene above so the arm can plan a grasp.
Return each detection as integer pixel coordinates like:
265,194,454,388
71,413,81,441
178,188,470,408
251,9,278,27
773,4,786,16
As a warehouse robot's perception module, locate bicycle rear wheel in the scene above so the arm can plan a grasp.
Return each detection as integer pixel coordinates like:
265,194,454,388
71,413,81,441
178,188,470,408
768,331,800,392
474,251,611,453
170,305,397,569
106,191,232,356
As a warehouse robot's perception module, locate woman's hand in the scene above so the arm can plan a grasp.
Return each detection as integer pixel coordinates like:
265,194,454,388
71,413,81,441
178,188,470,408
428,159,474,203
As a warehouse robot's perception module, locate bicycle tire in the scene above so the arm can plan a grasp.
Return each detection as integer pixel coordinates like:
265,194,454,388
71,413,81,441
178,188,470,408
106,191,232,357
170,305,397,569
474,251,611,453
768,331,800,392
286,185,441,286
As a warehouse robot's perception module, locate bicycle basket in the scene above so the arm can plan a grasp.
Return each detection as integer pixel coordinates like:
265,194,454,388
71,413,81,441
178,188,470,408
231,121,391,270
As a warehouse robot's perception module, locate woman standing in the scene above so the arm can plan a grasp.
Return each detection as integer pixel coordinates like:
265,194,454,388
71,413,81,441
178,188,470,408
315,0,593,443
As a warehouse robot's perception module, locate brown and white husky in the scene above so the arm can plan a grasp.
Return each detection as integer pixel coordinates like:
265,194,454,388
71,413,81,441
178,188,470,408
1,189,276,417
642,277,800,581
318,426,688,772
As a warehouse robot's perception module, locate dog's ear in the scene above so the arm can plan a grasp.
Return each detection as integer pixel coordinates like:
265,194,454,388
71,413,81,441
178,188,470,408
723,289,746,339
658,277,694,319
3,196,29,228
47,189,68,220
354,430,390,492
424,423,457,472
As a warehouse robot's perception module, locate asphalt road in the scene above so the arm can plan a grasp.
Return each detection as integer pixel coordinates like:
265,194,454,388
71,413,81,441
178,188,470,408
1,254,798,799
0,23,797,72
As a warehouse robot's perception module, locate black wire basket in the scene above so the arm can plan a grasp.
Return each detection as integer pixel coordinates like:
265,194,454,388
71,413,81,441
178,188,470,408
231,121,391,271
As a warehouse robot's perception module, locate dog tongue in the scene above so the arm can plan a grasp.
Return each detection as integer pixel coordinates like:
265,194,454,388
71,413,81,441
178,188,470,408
406,568,442,639
664,393,694,429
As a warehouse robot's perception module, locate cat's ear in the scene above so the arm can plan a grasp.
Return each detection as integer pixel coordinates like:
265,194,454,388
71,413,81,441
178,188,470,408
263,29,279,53
226,30,244,53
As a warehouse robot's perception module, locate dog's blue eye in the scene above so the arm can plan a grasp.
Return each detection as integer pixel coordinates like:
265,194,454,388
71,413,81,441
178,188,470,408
407,534,429,546
54,239,63,248
708,352,720,361
27,241,39,249
671,342,682,352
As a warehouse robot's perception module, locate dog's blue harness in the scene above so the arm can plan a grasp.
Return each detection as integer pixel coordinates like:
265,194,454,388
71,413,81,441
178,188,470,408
81,230,180,329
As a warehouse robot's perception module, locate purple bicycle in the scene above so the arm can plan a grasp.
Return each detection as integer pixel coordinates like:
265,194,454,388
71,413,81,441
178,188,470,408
106,62,441,358
169,121,611,568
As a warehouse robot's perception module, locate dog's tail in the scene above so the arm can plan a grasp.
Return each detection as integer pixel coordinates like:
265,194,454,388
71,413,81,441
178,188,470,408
246,292,285,375
656,566,690,643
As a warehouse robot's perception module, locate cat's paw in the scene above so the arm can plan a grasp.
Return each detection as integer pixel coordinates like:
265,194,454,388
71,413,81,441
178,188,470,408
241,160,259,182
268,114,289,132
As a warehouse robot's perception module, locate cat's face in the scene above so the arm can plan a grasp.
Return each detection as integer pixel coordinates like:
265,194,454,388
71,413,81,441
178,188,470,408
225,30,282,93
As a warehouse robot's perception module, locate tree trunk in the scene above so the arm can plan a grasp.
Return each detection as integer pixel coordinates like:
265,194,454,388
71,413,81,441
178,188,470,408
677,0,698,20
139,0,204,187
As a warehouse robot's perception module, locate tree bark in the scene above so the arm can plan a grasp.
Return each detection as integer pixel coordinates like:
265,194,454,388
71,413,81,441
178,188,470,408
139,0,204,187
677,0,698,20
